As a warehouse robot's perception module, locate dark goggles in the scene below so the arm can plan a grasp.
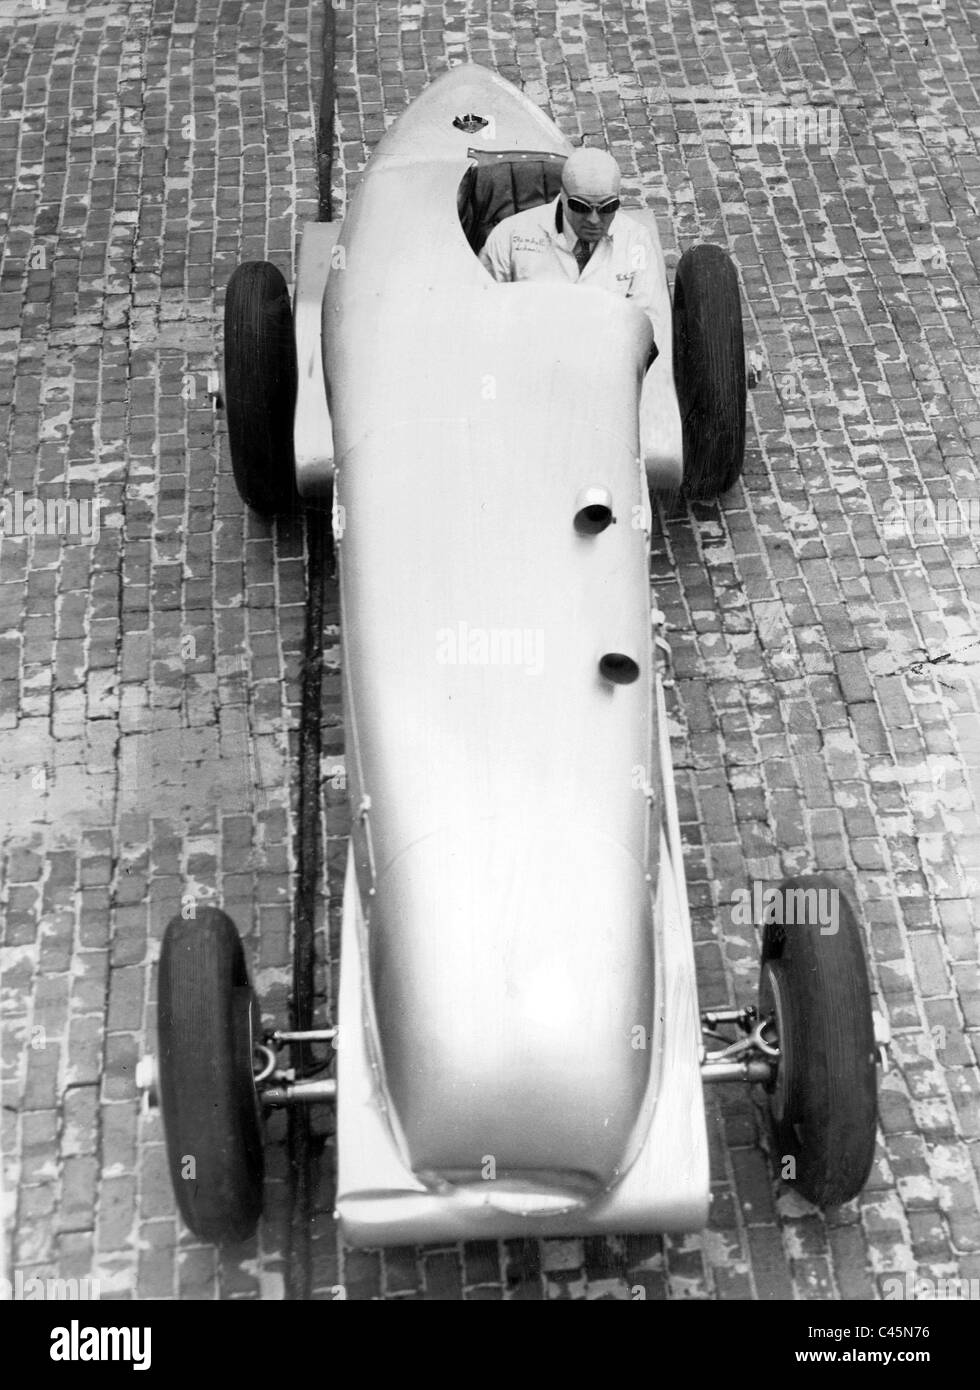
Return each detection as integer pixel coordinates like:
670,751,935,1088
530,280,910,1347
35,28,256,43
564,194,621,216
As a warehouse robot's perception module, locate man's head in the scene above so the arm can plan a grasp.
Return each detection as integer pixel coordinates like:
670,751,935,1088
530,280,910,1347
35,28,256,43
560,148,622,245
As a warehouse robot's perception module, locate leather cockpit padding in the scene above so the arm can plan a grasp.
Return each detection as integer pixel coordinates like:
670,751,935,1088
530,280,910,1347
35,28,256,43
458,149,568,253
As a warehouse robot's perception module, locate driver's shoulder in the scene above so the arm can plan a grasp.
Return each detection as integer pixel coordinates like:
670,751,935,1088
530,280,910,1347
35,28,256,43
490,200,557,245
611,208,652,242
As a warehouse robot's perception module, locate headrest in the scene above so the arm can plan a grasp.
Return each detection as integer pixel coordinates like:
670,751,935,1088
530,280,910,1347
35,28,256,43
458,150,568,253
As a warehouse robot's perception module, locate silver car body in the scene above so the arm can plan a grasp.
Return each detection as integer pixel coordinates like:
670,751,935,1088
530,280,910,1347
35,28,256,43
307,64,708,1245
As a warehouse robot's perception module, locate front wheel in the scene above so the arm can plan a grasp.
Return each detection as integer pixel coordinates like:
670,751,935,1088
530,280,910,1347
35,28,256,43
157,908,264,1243
758,876,878,1207
672,243,746,500
224,261,299,516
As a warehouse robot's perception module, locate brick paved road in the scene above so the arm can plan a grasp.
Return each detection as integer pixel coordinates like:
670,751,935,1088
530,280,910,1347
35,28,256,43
2,0,980,1300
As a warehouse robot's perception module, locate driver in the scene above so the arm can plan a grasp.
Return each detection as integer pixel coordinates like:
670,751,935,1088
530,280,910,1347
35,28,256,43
478,147,660,362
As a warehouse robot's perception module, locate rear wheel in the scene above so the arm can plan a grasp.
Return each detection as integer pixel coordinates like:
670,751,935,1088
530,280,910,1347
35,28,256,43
758,876,878,1207
158,908,264,1243
672,243,746,500
224,261,299,516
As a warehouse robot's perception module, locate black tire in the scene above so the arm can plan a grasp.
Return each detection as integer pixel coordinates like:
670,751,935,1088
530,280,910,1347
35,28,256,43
672,243,746,500
224,261,299,516
758,876,878,1207
158,908,264,1243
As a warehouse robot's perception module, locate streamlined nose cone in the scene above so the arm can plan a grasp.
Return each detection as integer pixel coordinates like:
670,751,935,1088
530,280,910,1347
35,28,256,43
370,820,654,1189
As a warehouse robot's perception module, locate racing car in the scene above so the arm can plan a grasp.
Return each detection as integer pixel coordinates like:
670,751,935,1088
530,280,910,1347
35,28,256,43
139,64,883,1247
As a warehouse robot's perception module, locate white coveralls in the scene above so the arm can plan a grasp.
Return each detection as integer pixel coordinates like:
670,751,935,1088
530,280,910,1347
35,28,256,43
478,194,662,356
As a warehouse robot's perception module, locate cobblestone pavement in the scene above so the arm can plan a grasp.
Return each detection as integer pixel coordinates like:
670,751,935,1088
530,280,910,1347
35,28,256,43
2,0,980,1301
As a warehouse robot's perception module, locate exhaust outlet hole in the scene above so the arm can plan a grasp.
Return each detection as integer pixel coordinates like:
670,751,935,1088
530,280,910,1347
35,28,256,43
599,653,640,685
575,503,614,534
573,486,615,535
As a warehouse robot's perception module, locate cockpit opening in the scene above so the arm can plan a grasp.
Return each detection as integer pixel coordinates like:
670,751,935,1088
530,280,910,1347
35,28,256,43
456,148,567,260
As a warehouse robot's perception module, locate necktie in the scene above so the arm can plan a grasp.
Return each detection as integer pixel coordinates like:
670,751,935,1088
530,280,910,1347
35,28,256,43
574,238,593,275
